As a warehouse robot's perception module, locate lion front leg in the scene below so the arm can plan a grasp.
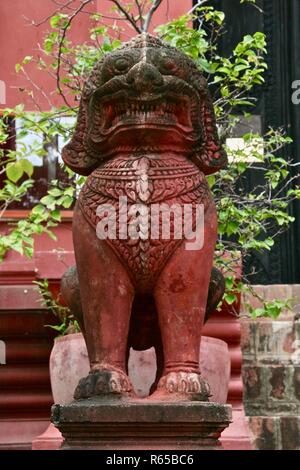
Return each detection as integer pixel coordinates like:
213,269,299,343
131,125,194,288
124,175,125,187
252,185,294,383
152,201,218,401
72,203,135,399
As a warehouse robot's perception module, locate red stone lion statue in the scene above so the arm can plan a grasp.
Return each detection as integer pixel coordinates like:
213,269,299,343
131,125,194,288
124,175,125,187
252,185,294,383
61,33,227,401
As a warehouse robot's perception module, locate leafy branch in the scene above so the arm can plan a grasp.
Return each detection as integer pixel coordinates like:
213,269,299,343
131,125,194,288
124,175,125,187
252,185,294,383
35,278,80,336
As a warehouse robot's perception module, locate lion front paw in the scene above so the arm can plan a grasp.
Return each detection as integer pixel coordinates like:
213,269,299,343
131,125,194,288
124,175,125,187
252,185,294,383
155,371,210,401
74,368,133,399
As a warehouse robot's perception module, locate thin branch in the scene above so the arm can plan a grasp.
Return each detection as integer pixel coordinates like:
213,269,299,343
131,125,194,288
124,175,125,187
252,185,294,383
14,66,53,110
142,0,163,32
109,0,142,33
56,0,94,108
0,201,10,220
245,1,264,13
134,0,144,29
25,0,76,27
188,0,209,15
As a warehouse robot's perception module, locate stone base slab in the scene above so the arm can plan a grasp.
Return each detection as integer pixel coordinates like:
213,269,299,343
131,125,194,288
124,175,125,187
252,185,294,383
52,398,232,450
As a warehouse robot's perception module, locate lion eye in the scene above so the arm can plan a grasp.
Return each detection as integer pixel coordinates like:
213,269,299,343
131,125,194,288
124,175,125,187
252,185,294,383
114,57,131,73
160,57,179,74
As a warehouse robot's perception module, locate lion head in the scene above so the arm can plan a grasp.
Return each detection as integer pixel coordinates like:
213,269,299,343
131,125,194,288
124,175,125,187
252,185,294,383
63,33,227,176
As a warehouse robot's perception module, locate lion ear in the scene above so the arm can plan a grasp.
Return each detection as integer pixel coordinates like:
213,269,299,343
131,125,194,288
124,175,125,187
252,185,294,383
191,90,227,175
62,59,104,176
62,97,98,176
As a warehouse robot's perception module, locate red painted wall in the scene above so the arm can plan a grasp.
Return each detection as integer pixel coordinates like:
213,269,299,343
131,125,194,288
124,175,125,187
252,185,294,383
0,0,95,109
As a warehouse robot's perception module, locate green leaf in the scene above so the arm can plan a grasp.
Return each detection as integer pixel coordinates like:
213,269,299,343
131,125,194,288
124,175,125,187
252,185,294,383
224,293,237,305
19,159,33,177
206,175,215,189
51,210,61,221
48,188,62,197
226,221,239,236
31,204,46,215
61,195,73,208
218,66,231,74
6,162,23,182
23,56,33,64
50,13,68,29
198,59,213,73
213,75,223,84
40,195,55,206
250,308,266,319
225,277,235,290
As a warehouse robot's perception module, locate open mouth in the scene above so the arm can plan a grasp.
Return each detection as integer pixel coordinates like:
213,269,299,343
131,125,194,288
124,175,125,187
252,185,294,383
92,94,194,136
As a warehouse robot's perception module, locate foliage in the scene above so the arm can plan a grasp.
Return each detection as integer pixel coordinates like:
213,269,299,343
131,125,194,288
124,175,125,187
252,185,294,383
35,279,80,336
0,0,299,321
155,5,298,318
248,298,292,320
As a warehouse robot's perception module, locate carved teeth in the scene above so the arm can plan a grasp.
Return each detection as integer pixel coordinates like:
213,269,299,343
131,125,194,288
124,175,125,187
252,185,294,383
101,98,191,129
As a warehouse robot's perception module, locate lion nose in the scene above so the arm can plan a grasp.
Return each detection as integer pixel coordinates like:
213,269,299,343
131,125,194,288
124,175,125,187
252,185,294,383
126,62,163,91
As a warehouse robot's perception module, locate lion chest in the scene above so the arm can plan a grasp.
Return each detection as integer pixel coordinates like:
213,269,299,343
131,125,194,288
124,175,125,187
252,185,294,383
78,155,211,291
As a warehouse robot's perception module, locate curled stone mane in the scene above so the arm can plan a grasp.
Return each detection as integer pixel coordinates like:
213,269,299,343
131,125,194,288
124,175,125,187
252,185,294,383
118,32,174,50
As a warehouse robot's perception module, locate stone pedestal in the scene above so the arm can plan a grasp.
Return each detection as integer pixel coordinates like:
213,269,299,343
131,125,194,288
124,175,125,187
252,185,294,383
51,399,232,450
